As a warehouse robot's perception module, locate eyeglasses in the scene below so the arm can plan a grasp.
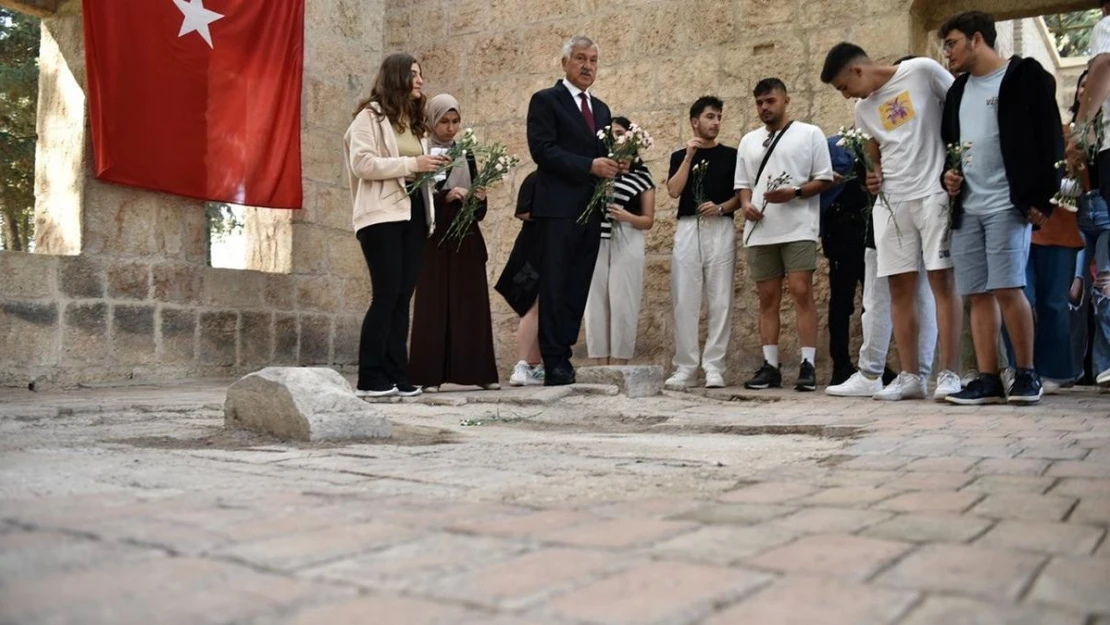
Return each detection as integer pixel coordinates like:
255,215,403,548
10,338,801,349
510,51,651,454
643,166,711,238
763,130,776,148
942,36,966,52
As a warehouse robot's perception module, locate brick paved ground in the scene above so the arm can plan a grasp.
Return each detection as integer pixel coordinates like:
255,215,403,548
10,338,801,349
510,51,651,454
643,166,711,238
0,380,1107,624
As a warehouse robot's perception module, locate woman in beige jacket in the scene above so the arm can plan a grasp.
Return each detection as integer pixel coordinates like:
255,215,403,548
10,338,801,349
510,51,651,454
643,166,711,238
344,53,449,398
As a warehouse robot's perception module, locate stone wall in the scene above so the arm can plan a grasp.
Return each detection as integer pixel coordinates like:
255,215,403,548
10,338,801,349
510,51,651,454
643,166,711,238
0,0,1086,387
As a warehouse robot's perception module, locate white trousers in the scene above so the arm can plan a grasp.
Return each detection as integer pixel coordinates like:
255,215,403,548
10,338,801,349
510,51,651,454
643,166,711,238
859,248,938,378
585,222,645,359
671,217,736,374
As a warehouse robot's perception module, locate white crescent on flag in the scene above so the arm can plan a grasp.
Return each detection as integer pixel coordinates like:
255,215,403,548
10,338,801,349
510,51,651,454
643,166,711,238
172,0,224,48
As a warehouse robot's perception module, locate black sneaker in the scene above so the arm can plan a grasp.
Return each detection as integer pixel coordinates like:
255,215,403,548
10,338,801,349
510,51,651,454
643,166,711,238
1007,368,1043,405
795,360,817,392
744,361,782,390
945,374,1005,406
395,383,423,398
829,365,856,387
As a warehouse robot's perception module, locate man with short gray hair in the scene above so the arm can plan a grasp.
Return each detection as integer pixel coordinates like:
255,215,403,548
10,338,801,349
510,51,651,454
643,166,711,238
526,36,619,386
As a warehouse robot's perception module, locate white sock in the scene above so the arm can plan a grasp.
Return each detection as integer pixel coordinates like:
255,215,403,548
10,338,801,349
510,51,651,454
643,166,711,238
801,347,816,365
763,345,779,368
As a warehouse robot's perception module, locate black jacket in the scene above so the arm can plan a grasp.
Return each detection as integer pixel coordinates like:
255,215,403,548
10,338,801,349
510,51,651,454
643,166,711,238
940,56,1063,229
526,81,612,219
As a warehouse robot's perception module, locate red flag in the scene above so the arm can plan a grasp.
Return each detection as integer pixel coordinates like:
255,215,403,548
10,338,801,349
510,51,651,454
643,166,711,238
83,0,304,209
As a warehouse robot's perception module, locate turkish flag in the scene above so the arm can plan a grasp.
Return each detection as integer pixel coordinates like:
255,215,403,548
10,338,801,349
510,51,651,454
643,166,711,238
83,0,304,209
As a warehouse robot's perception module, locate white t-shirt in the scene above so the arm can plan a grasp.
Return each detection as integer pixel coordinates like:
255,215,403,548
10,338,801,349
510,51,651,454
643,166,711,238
734,121,834,247
854,58,954,203
1090,16,1110,152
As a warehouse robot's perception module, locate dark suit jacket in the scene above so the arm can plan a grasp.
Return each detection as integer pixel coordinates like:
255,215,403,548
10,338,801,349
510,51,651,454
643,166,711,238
526,80,612,219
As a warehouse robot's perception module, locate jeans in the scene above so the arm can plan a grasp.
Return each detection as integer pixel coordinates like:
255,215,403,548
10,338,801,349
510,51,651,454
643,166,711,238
827,253,865,373
1075,192,1110,279
1018,245,1079,380
355,193,427,390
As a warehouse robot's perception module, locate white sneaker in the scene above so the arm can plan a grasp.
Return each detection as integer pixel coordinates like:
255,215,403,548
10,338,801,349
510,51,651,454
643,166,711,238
355,386,398,398
704,370,725,388
933,370,962,401
1098,367,1110,387
961,370,979,387
825,371,882,397
510,361,544,387
480,383,501,391
873,372,926,401
423,385,440,393
665,370,694,390
1041,379,1061,395
1001,367,1016,396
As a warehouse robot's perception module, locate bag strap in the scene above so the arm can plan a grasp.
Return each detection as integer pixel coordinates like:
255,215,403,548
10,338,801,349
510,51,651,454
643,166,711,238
755,121,794,186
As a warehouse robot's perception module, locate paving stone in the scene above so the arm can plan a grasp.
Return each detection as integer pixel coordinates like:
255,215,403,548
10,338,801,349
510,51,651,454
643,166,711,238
418,548,629,609
213,522,413,570
973,458,1051,476
838,455,918,471
449,509,599,537
647,524,800,565
1028,556,1110,613
703,575,918,625
861,513,994,543
304,533,525,591
746,533,911,581
718,481,820,504
545,560,770,625
874,490,983,514
975,521,1104,556
585,497,704,519
903,456,980,473
798,487,902,507
1047,461,1110,478
277,594,478,625
882,471,976,491
969,494,1078,522
538,517,696,549
1019,446,1089,461
899,595,1086,625
875,543,1045,600
1051,478,1110,498
670,503,797,525
574,365,664,398
769,507,893,534
963,475,1057,494
0,530,163,585
817,470,901,488
1069,497,1110,525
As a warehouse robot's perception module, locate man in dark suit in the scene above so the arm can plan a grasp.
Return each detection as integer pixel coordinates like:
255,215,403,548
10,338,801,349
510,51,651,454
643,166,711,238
526,35,620,386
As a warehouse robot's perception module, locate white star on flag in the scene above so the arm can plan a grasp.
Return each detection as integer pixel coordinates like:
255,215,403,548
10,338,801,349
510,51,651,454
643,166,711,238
172,0,224,49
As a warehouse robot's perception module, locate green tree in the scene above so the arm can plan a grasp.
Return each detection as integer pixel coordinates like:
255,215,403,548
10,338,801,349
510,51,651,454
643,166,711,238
1044,10,1102,58
0,9,39,251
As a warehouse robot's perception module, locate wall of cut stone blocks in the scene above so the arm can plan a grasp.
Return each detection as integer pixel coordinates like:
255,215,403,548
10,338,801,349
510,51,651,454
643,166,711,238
0,0,1085,387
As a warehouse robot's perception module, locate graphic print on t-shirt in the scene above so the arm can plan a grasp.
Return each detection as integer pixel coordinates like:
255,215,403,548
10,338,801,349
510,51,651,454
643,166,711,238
879,91,916,131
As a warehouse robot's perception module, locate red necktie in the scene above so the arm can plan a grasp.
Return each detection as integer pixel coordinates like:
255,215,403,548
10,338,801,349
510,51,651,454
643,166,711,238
579,93,595,132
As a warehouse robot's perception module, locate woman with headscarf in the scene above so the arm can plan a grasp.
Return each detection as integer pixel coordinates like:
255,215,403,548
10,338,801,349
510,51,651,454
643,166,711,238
584,116,656,365
345,53,449,399
409,94,499,391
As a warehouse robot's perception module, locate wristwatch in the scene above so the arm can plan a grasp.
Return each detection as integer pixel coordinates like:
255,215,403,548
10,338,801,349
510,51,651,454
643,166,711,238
793,186,803,198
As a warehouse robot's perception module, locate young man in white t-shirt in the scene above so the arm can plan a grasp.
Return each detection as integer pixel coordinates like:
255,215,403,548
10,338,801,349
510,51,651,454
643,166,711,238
1069,0,1110,388
735,78,835,392
820,43,964,402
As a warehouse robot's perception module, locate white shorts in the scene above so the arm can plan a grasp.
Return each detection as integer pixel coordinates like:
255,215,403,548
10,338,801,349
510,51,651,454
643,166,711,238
873,191,954,278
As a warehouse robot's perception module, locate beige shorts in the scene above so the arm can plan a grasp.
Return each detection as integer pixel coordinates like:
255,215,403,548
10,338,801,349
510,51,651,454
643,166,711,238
747,240,818,282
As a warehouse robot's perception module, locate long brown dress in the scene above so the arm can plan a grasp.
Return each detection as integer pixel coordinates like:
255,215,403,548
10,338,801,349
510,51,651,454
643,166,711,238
409,153,499,387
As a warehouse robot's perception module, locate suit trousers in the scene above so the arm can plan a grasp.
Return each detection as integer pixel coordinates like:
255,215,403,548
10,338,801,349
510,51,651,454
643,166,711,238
671,216,736,375
585,222,645,360
859,248,937,379
538,215,602,370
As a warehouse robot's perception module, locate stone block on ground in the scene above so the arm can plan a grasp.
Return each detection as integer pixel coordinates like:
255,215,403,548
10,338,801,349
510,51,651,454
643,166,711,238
575,365,664,398
224,367,390,441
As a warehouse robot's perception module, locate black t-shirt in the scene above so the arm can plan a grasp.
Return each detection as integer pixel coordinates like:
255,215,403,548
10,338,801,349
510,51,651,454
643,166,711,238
668,144,738,219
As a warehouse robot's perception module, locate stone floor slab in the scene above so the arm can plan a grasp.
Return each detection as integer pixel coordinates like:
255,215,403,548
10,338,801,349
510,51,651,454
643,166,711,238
703,576,918,625
898,596,1086,625
647,524,800,565
975,521,1104,556
874,490,983,514
970,494,1078,522
861,513,994,543
875,543,1045,600
746,534,912,581
1028,556,1110,614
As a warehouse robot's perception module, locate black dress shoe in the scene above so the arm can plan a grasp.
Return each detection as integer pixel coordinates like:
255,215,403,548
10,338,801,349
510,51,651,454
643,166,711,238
544,367,576,386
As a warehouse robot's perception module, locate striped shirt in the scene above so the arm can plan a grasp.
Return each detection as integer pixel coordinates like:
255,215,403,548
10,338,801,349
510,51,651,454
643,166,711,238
601,167,655,239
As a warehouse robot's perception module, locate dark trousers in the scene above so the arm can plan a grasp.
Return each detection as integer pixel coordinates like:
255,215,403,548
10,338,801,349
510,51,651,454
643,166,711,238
538,216,601,371
355,193,427,390
827,253,866,372
1003,244,1078,380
